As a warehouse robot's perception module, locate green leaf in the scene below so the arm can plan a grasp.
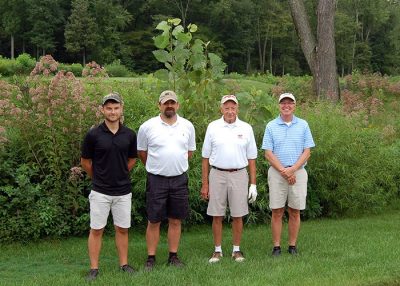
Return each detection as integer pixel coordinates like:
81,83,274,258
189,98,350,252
176,32,192,44
152,50,172,63
188,23,198,33
172,25,184,37
153,35,169,49
169,18,181,26
154,69,169,81
155,21,169,32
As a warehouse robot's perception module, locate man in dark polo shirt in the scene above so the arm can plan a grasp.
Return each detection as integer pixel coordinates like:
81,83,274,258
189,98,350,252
81,92,137,281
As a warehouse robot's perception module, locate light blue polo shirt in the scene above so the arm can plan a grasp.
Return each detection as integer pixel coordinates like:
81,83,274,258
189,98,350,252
261,115,315,167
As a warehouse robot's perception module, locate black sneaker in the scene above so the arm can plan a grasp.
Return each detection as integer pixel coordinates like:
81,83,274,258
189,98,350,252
168,255,184,267
145,257,155,271
86,269,99,281
272,246,281,257
120,264,136,274
288,246,298,255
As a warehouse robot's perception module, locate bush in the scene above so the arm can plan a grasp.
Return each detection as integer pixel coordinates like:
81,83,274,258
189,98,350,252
59,63,83,77
105,60,132,77
15,53,36,74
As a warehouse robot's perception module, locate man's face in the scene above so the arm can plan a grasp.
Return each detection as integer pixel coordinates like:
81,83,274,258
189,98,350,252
101,101,123,123
279,99,296,116
159,99,179,118
221,100,238,124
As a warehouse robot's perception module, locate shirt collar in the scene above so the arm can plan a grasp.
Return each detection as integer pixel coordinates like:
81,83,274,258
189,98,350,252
219,116,240,127
100,121,124,133
277,115,298,125
158,114,180,126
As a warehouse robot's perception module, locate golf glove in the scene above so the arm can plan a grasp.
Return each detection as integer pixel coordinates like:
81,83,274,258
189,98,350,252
248,184,257,204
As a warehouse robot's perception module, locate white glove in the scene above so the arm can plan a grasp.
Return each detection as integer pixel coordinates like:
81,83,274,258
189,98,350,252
248,184,257,204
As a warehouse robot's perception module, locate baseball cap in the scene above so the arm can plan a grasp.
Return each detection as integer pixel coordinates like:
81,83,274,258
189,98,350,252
102,92,122,105
278,93,296,103
221,94,238,104
159,90,178,104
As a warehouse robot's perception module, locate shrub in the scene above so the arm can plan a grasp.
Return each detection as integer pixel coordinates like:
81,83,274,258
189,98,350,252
59,63,83,77
105,60,131,77
0,67,101,242
15,53,36,74
82,61,108,78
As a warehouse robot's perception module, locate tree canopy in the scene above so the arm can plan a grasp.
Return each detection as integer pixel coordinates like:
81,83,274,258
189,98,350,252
0,0,399,76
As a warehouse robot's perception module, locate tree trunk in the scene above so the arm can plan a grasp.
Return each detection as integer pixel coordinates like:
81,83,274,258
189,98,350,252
288,0,339,101
11,35,14,59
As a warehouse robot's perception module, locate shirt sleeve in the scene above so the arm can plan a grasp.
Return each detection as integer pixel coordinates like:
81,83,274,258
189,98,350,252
81,130,94,159
128,131,138,158
188,122,196,151
201,124,212,158
261,123,273,151
247,125,258,159
303,122,315,149
136,123,148,151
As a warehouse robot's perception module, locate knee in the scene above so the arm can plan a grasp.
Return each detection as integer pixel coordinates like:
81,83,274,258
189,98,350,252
168,218,181,228
115,226,129,234
90,228,104,237
272,208,285,219
288,208,300,219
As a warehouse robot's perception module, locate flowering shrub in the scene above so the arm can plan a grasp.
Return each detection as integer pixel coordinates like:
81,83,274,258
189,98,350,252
30,55,59,76
0,66,101,241
82,61,108,78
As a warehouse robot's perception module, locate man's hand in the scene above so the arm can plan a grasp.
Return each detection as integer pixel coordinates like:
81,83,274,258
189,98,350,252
248,184,257,204
280,166,295,179
287,175,296,185
201,185,209,200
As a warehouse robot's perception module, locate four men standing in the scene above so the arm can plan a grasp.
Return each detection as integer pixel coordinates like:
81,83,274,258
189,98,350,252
81,90,314,279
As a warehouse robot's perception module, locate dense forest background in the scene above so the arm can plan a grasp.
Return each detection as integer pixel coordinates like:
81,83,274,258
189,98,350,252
0,0,399,76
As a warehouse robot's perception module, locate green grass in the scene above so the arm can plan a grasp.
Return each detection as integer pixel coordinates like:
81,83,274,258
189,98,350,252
1,212,400,285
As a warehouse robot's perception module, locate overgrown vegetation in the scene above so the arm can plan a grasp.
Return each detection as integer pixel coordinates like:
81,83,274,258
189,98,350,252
0,19,399,242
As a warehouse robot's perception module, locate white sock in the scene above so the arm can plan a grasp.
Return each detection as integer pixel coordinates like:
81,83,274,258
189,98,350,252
233,245,240,252
215,245,222,253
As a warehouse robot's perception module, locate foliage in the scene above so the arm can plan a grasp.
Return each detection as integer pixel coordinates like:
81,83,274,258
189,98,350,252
0,65,101,242
82,61,108,78
105,60,132,77
58,63,83,77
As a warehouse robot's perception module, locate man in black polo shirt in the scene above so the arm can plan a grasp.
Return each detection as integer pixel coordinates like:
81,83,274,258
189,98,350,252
81,92,137,281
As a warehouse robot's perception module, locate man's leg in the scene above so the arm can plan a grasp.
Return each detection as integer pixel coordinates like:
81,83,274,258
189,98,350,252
167,218,181,252
231,217,243,246
146,221,161,255
88,228,104,269
114,226,129,266
288,207,301,246
271,208,285,247
212,216,224,247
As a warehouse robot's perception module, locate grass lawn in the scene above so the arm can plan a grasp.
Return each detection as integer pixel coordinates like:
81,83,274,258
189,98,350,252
1,211,400,286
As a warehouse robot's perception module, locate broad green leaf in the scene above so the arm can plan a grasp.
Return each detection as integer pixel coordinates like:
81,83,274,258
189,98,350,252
153,35,170,49
176,32,192,44
155,21,169,32
188,23,198,33
172,25,184,37
152,50,172,63
169,18,181,26
154,69,169,81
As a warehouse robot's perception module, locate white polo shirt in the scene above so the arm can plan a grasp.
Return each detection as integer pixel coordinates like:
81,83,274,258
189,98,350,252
202,117,257,169
137,115,196,176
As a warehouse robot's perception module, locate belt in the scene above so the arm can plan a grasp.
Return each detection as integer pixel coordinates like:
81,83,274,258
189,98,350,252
211,166,245,172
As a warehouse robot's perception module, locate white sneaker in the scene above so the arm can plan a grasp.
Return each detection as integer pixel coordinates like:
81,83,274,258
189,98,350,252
208,252,223,263
232,251,245,262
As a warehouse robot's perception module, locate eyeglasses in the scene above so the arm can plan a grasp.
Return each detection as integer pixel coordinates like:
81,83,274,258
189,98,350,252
279,101,295,105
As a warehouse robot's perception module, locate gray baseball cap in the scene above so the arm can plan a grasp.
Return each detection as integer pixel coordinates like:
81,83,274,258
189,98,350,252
102,92,122,105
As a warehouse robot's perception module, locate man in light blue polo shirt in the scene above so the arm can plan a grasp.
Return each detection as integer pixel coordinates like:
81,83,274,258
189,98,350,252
261,92,315,256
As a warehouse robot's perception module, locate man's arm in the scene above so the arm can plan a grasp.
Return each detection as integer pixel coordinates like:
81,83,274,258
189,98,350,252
188,151,194,159
248,159,256,185
265,150,296,185
127,158,136,171
80,157,93,178
279,148,311,179
138,150,147,166
200,158,210,200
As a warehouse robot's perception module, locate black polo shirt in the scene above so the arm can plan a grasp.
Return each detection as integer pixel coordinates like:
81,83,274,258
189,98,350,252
81,122,137,196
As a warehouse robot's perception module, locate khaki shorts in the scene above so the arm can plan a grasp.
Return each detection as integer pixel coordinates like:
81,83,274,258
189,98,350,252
89,190,132,229
207,168,249,217
268,167,308,210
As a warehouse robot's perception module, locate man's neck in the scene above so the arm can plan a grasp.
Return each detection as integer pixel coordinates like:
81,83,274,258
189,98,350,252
160,114,178,125
105,120,120,134
281,114,293,123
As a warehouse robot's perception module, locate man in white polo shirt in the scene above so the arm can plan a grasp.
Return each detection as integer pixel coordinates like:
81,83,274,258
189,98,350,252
201,94,257,263
137,90,196,271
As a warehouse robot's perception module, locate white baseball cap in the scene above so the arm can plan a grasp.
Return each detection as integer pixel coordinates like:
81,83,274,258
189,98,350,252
278,93,296,103
221,94,238,104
